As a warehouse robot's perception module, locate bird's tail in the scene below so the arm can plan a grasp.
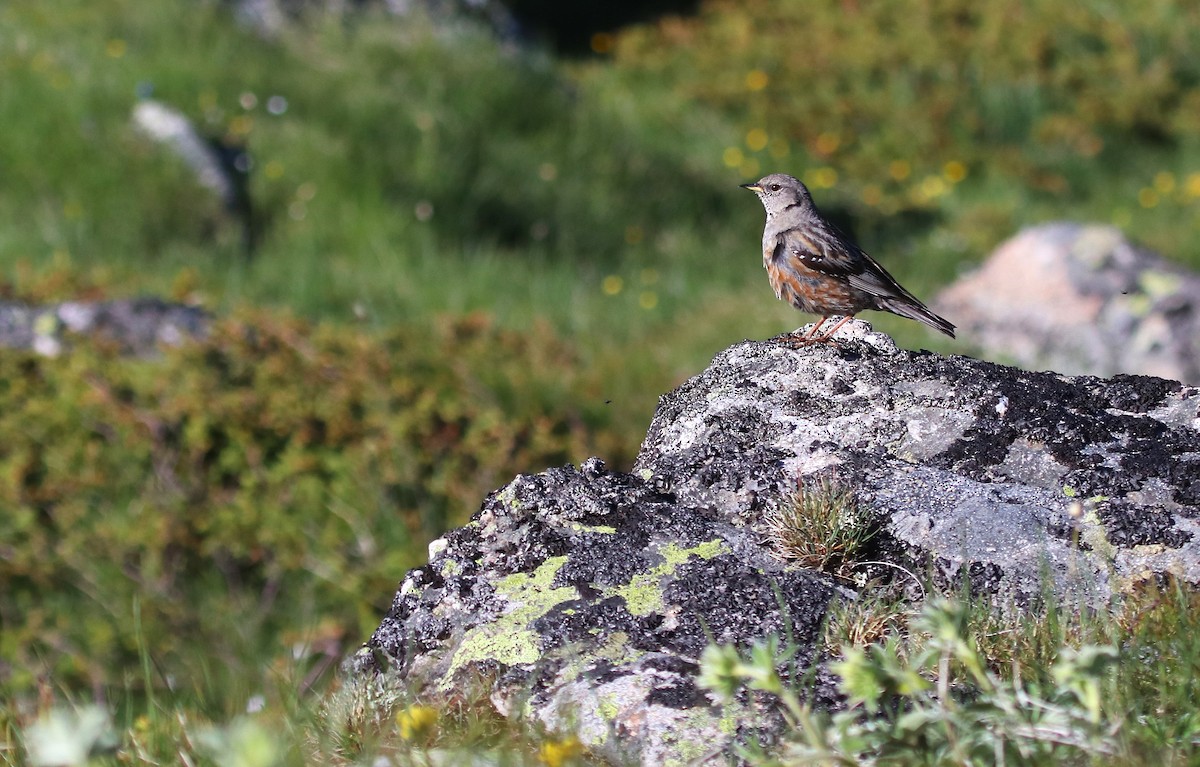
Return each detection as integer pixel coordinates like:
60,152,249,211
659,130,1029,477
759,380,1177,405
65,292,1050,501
879,297,956,338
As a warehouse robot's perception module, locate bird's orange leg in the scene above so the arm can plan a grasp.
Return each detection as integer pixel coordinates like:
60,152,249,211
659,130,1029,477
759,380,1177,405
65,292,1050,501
812,315,854,342
793,317,828,345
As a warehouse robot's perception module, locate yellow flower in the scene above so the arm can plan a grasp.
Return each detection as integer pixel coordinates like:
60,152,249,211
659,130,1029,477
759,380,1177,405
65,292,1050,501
745,128,768,152
815,132,840,155
920,175,947,198
395,705,438,741
807,167,838,190
539,736,583,766
1185,172,1200,198
228,115,254,138
745,69,769,91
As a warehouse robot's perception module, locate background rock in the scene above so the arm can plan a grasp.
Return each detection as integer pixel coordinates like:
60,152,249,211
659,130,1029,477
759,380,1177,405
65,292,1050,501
936,222,1200,385
0,298,209,357
132,99,257,254
350,323,1200,765
220,0,522,40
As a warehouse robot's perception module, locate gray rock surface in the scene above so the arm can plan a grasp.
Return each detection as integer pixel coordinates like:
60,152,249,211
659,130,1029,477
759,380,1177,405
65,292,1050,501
936,222,1200,384
349,322,1200,765
222,0,520,40
132,100,244,210
0,298,209,357
131,99,257,253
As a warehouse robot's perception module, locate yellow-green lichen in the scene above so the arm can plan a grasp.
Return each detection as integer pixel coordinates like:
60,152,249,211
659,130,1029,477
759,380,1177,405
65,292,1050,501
596,694,621,722
445,556,577,682
609,540,728,617
493,482,522,511
1125,294,1152,317
569,523,617,534
717,709,740,736
657,707,731,766
1079,507,1117,562
1139,270,1180,299
593,631,634,664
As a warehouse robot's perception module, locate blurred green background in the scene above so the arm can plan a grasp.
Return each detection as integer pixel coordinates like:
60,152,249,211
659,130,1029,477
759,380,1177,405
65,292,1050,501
3,0,1200,758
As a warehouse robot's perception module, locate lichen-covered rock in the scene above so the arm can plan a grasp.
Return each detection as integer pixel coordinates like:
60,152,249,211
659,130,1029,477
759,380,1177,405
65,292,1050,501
351,323,1200,764
355,458,837,765
639,322,1199,603
935,222,1200,384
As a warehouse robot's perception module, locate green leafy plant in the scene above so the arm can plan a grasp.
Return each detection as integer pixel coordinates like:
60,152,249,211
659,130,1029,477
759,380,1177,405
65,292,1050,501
700,595,1200,767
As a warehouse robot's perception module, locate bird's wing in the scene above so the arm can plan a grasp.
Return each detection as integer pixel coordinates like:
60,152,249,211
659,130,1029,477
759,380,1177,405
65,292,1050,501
772,225,861,276
773,224,922,303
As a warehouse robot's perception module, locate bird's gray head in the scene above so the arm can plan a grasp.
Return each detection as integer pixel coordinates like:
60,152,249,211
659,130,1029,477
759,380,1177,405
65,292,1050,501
740,173,814,218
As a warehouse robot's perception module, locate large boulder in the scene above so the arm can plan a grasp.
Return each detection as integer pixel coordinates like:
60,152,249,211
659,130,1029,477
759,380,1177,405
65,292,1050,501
936,222,1200,385
348,323,1200,765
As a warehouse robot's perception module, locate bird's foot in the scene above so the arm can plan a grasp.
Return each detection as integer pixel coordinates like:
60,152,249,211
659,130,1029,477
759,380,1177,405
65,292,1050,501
780,333,824,348
779,316,855,347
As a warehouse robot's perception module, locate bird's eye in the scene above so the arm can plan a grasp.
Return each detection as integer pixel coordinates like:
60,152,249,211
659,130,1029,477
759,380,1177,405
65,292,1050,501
769,184,781,192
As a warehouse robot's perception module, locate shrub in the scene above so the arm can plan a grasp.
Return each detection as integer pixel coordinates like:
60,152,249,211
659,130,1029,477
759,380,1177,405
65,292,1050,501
0,309,624,696
609,0,1200,269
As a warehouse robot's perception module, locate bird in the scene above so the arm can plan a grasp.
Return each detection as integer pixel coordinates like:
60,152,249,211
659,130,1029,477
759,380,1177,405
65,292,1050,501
741,173,955,343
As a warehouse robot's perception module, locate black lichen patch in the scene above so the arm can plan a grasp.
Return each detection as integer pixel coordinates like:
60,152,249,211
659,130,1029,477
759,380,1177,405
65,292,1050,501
1113,441,1171,496
362,565,461,670
932,559,1005,598
933,423,1019,479
1042,513,1088,549
646,675,710,709
1094,374,1182,413
922,361,1198,502
655,555,833,659
533,595,645,653
1097,500,1192,548
555,502,731,589
1167,459,1200,508
641,656,708,710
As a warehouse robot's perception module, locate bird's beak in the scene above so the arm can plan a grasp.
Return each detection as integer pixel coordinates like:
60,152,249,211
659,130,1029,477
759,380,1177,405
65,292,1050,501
740,183,762,192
